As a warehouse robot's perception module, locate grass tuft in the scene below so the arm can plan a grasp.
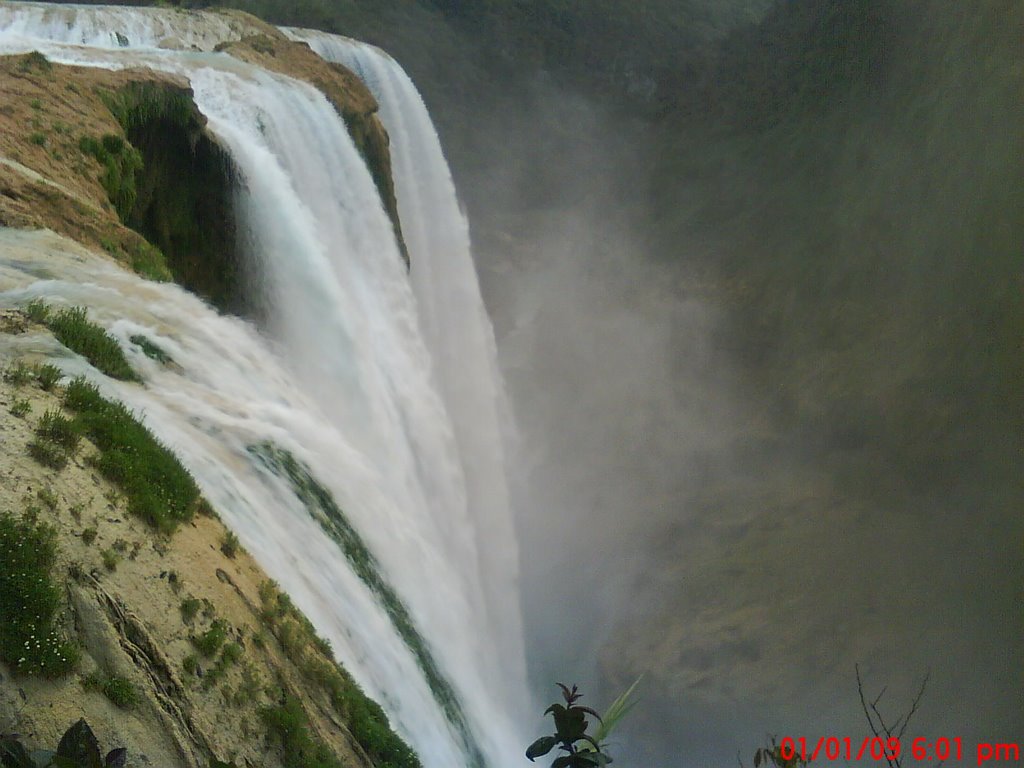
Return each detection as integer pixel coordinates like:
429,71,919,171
82,671,139,709
36,408,81,454
28,438,68,470
35,363,62,391
46,306,139,382
64,376,199,533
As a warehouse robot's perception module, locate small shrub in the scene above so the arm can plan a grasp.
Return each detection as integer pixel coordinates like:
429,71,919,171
10,398,31,417
182,653,198,676
46,306,138,382
82,671,139,709
35,362,62,391
220,530,240,559
17,51,52,74
193,620,227,657
180,596,201,623
36,408,81,453
37,487,58,510
36,407,79,444
28,438,68,470
30,99,42,110
25,298,50,323
103,675,139,709
261,696,346,768
4,361,33,385
220,642,243,666
81,527,98,545
28,132,47,147
64,375,104,411
101,548,118,572
0,513,79,676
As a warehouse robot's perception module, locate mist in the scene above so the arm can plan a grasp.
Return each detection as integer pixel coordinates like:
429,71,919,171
442,3,1022,765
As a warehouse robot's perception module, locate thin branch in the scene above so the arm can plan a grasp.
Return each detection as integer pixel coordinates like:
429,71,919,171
896,669,930,740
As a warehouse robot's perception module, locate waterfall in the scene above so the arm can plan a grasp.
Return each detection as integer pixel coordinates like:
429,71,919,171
283,27,529,709
0,5,530,767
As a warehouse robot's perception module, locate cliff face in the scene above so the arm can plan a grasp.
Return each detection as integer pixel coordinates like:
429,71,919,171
0,24,418,768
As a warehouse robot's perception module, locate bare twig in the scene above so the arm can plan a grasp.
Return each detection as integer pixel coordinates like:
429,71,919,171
855,665,936,768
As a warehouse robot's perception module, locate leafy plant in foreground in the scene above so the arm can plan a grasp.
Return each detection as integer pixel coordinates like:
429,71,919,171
0,718,126,768
527,684,611,768
0,513,78,677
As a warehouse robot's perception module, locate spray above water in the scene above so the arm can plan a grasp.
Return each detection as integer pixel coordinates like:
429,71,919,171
0,5,530,767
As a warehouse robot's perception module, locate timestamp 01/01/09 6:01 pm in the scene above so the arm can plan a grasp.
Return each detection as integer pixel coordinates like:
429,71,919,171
778,736,1021,765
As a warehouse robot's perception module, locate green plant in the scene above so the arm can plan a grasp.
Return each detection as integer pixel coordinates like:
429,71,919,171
180,596,201,623
193,619,227,657
78,133,143,222
526,684,612,768
30,99,42,110
130,334,172,363
28,132,46,147
10,399,31,418
82,671,139,709
36,408,81,453
17,50,52,74
220,530,240,559
37,487,59,511
261,696,346,768
28,438,68,470
4,361,33,385
35,363,61,391
182,653,199,676
81,527,98,545
0,718,126,768
63,377,199,532
0,513,79,677
45,306,139,382
101,548,119,572
26,298,50,323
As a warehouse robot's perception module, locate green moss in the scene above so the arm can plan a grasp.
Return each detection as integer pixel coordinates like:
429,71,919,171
98,82,242,310
79,132,144,222
0,513,79,677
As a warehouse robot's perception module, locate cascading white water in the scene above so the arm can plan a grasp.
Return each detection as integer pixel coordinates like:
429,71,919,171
0,1,247,50
283,28,529,710
0,5,530,767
